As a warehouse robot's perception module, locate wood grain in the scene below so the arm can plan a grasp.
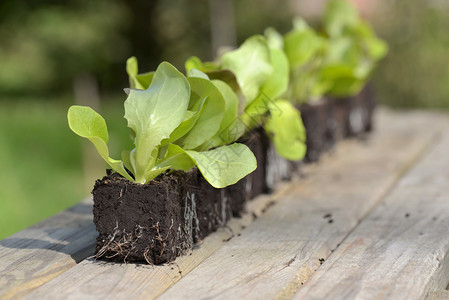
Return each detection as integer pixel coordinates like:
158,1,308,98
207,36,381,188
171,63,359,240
293,123,449,300
22,187,294,300
157,110,448,300
12,109,449,300
426,290,449,300
0,198,96,299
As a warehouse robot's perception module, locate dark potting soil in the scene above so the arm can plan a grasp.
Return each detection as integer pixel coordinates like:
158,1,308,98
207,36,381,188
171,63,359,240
333,83,377,139
181,168,238,242
299,99,337,163
265,142,297,191
92,171,189,264
241,128,270,199
225,176,248,218
333,97,351,140
92,168,248,264
358,83,376,133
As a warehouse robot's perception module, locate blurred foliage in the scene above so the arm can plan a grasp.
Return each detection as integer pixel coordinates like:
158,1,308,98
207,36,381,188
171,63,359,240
0,98,84,238
1,0,448,108
372,0,449,108
0,0,130,95
0,0,295,97
234,0,293,43
0,97,129,239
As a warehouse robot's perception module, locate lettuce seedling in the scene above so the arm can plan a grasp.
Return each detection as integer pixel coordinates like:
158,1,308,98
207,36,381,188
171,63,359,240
69,61,256,188
185,35,307,161
264,99,306,160
280,19,330,104
127,57,241,149
321,0,388,97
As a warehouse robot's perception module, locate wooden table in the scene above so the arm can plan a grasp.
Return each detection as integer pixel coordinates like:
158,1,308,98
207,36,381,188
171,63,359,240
1,109,449,300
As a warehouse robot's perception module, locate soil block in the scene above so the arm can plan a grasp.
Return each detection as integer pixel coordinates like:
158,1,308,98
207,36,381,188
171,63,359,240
241,128,270,199
92,171,190,265
92,168,247,265
358,82,376,133
299,98,337,163
265,141,297,191
332,97,351,140
333,83,376,139
181,168,237,242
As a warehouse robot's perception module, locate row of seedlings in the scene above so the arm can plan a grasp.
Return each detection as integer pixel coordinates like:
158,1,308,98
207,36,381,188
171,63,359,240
67,0,386,264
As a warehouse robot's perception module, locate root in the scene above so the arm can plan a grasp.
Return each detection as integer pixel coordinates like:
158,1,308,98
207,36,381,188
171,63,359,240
95,221,120,259
245,175,252,195
184,191,199,245
95,220,174,264
220,190,228,226
143,248,152,265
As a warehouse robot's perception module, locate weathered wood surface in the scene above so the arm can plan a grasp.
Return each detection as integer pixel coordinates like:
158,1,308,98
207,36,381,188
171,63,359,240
4,109,449,300
293,120,449,300
427,290,449,300
0,198,96,299
22,191,290,300
20,109,449,300
157,110,449,300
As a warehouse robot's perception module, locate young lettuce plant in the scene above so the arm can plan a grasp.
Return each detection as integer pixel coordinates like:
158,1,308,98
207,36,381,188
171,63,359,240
278,19,330,104
184,35,307,161
69,61,256,188
321,0,388,97
126,57,240,149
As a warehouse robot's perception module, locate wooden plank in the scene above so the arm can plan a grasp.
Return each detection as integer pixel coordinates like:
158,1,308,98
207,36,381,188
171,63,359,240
158,110,449,300
22,112,442,299
293,124,449,300
427,290,449,300
22,110,448,300
22,190,291,300
0,198,96,299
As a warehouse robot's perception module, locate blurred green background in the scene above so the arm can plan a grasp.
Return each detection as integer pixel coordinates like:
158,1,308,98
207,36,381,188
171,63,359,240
1,0,448,239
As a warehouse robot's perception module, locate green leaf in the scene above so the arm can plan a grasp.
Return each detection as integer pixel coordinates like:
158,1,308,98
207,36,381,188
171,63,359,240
68,105,133,181
326,37,360,66
207,79,241,146
124,61,190,183
185,143,257,188
169,110,201,142
324,0,359,38
238,47,289,130
126,56,154,89
121,149,135,176
126,57,138,81
284,19,330,102
205,69,246,114
292,18,309,31
144,166,170,181
354,21,388,62
188,69,210,79
221,35,273,104
179,77,225,150
264,100,306,161
185,56,219,73
365,36,388,62
264,27,283,50
320,63,364,97
284,26,326,69
240,92,270,130
185,56,204,73
135,72,154,89
260,47,289,100
156,143,195,171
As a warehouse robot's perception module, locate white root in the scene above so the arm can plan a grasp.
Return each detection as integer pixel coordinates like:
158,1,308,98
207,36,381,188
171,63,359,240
184,191,199,244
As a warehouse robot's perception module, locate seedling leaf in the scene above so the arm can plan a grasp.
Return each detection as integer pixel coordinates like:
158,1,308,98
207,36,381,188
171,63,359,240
68,105,133,181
